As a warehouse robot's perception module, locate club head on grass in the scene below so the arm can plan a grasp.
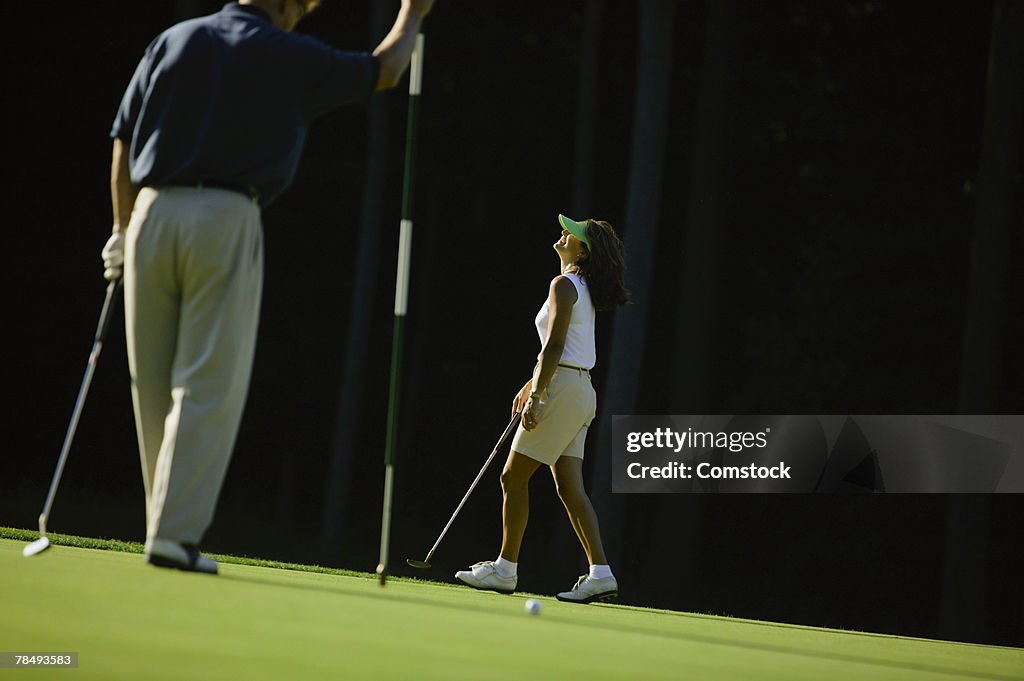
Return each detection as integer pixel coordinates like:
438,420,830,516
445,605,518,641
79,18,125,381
406,558,431,569
23,536,51,557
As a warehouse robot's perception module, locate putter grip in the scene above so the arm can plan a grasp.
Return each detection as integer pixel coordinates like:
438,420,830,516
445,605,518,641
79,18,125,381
95,280,122,342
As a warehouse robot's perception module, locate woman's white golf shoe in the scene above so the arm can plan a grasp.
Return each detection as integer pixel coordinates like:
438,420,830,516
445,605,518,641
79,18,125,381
454,561,517,594
556,574,618,603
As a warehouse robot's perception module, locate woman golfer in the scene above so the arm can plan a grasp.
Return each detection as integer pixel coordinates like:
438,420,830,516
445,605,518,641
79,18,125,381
456,214,629,603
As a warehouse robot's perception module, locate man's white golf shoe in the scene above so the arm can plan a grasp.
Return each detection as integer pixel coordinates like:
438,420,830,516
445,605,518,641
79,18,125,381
145,538,218,574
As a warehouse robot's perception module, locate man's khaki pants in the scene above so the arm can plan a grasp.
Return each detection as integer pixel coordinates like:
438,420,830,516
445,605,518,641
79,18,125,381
124,186,263,547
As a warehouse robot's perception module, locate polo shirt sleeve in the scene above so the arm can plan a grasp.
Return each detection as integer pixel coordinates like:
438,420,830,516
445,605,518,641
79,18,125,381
110,42,157,141
293,35,380,121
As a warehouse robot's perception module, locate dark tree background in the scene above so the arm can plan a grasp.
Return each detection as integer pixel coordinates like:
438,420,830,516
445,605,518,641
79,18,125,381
4,1,1022,647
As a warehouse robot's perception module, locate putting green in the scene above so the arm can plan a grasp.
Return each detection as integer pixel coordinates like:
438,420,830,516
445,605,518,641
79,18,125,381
0,537,1019,680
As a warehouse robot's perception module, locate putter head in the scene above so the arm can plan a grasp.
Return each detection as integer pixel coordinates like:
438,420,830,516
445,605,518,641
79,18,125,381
406,558,431,569
23,536,51,557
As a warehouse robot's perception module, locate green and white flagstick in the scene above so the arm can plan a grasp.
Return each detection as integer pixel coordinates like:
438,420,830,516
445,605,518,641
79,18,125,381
377,33,424,587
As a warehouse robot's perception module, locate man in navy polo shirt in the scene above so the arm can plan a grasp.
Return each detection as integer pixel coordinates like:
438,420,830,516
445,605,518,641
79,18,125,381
101,0,434,574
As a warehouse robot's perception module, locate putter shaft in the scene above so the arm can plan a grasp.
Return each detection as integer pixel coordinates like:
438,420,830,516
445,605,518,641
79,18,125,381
26,281,121,556
414,411,521,568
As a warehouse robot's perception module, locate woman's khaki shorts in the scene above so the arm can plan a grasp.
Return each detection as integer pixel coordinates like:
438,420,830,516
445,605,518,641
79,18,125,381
511,366,597,466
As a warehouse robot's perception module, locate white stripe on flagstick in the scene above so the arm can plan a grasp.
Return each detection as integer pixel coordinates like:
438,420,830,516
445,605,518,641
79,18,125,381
394,219,413,315
378,464,394,567
410,34,424,96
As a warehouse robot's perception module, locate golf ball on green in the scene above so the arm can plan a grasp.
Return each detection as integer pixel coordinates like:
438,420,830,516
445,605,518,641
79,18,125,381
525,598,541,615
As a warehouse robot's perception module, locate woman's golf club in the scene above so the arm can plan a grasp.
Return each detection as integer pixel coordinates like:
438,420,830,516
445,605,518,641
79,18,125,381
24,280,122,557
407,410,521,569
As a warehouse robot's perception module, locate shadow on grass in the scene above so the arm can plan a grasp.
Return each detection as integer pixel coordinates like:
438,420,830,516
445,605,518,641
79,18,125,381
6,531,1015,680
219,571,515,619
219,573,1018,681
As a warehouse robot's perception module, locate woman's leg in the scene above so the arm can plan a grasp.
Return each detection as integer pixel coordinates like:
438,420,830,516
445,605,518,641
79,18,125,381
499,450,542,562
551,455,607,565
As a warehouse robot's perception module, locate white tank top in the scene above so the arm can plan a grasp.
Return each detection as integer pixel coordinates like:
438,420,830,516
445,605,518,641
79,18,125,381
534,273,597,369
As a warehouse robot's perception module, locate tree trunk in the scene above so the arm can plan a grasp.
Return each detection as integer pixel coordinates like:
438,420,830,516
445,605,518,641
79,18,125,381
571,0,606,217
943,0,1023,645
547,0,608,576
670,0,739,412
939,495,992,643
319,0,394,565
957,0,1024,413
591,0,677,570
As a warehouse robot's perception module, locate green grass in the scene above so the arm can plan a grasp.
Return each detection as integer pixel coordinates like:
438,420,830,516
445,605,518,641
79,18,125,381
1,531,1020,680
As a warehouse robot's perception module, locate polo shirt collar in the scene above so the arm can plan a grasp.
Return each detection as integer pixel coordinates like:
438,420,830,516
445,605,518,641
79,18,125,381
222,2,271,23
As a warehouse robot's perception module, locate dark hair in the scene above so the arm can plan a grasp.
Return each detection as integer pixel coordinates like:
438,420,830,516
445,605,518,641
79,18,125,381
577,219,630,311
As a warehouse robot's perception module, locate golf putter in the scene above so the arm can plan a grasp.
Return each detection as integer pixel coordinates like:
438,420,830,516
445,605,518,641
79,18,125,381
24,279,122,557
407,410,522,569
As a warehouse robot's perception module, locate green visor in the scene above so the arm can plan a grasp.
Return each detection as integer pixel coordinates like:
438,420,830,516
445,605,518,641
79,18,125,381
558,214,591,250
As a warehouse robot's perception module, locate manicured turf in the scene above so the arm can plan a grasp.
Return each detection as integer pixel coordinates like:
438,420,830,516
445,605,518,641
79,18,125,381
0,533,1020,680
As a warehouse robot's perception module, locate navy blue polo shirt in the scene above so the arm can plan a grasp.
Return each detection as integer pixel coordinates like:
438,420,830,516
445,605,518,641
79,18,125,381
111,3,379,205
